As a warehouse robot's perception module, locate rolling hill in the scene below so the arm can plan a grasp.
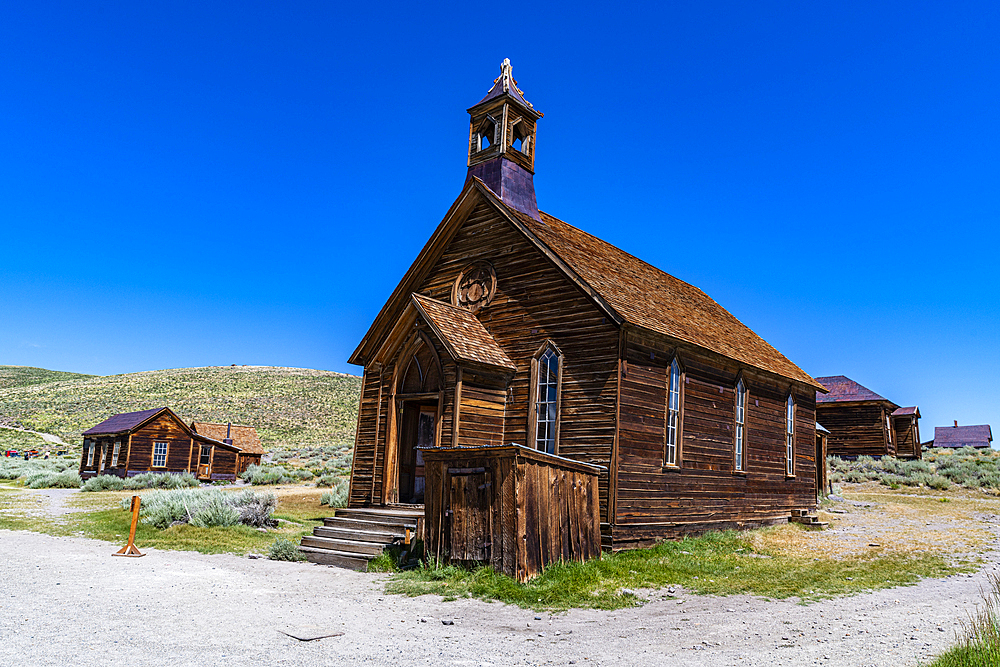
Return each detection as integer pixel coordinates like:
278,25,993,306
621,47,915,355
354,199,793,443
0,366,362,457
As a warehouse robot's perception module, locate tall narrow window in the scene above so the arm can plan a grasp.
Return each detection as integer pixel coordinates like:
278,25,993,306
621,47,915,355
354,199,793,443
85,440,94,467
535,348,559,454
111,440,121,466
735,378,746,472
785,395,795,476
153,442,168,468
665,359,681,466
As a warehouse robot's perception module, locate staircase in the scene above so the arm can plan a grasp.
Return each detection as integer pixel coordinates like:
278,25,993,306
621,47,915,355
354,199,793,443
299,506,424,570
789,508,829,529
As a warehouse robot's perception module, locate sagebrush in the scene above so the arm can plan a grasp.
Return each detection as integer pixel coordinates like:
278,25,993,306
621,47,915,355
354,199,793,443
121,488,277,529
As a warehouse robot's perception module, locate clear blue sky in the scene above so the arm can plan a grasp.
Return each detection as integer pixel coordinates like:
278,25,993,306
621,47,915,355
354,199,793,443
1,2,997,439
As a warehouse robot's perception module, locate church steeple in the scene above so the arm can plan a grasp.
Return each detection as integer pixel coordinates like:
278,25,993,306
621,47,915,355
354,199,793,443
466,59,544,220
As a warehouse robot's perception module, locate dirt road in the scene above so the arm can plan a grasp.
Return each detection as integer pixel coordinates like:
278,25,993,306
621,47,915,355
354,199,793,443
0,527,996,667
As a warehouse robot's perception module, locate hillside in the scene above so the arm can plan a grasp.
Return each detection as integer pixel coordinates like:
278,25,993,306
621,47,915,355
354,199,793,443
0,366,362,457
0,366,96,390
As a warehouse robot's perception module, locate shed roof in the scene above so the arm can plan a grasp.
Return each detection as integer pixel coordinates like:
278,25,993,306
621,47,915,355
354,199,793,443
190,422,265,455
82,408,168,436
411,293,517,372
891,406,920,417
814,376,893,404
933,424,993,448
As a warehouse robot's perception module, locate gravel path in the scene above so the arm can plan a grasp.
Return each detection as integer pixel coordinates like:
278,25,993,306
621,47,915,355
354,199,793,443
1,528,998,667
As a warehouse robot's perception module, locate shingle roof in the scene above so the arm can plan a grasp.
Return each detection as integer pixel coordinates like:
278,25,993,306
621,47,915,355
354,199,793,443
514,209,822,389
411,293,517,372
814,376,891,404
471,58,538,115
891,406,920,417
933,424,993,448
190,422,265,455
82,408,167,436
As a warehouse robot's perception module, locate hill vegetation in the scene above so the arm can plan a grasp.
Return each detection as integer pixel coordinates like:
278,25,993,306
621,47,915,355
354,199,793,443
0,366,362,464
0,366,95,390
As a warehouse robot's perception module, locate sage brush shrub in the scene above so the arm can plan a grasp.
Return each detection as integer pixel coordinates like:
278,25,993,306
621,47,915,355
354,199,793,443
81,474,126,491
124,488,278,529
26,470,82,488
123,471,198,490
320,478,349,508
240,464,298,485
268,537,306,561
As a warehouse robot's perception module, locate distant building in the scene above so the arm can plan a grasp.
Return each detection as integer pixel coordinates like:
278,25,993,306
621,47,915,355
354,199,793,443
79,408,253,481
190,422,264,475
932,422,993,449
815,376,921,459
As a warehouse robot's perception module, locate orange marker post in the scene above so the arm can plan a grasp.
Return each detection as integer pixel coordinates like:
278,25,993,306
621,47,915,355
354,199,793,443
113,495,145,557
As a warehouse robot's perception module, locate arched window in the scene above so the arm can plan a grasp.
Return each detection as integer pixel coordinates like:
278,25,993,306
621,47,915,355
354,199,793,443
735,378,746,472
665,358,683,466
398,335,442,395
786,394,795,477
530,343,562,454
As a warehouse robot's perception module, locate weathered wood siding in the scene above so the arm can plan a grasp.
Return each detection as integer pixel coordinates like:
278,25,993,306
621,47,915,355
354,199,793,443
614,333,817,548
208,444,238,480
349,200,619,517
127,413,194,475
893,417,921,459
817,403,891,458
423,445,602,582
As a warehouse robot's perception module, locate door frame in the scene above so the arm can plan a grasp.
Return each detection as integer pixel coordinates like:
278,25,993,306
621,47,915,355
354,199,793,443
384,393,443,505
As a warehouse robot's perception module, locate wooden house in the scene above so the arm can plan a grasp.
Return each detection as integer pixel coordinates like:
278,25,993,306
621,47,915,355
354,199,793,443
932,422,993,449
316,60,825,575
814,376,921,459
79,408,243,481
190,422,264,475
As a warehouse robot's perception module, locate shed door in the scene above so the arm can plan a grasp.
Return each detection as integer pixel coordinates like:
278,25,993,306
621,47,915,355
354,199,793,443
447,468,492,561
198,445,212,478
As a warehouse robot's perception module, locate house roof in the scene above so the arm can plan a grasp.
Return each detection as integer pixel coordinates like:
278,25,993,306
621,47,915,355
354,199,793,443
933,424,993,448
82,408,168,436
814,376,894,404
892,406,920,417
350,179,823,390
412,294,517,372
190,422,265,455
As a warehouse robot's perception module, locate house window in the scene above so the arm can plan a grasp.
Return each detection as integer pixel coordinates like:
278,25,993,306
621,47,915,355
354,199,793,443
85,440,94,467
534,347,560,454
153,442,168,468
735,378,746,472
111,441,121,467
665,359,682,466
200,445,212,466
786,395,795,476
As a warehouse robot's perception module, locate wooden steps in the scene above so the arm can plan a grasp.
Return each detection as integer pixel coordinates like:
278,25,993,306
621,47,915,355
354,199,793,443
789,508,829,529
300,506,422,569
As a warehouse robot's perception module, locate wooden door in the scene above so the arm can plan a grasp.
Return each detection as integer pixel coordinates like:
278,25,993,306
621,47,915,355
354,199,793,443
447,467,492,561
198,445,212,479
398,403,436,504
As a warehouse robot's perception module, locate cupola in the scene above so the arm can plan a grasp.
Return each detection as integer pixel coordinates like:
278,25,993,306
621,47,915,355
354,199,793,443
465,59,543,220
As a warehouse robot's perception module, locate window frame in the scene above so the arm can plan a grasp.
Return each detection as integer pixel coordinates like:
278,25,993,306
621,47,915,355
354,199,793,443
111,440,121,467
734,375,747,474
664,356,685,468
785,393,795,478
152,441,169,468
85,440,94,467
528,341,563,455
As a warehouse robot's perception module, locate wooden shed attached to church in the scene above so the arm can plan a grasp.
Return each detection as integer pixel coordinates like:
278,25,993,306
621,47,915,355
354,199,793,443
314,61,825,578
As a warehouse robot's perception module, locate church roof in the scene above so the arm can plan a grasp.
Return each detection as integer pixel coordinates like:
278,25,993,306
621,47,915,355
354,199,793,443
814,376,893,404
411,293,516,372
351,179,823,390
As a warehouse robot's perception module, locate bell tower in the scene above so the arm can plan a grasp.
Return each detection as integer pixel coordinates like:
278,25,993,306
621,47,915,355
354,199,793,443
466,59,544,220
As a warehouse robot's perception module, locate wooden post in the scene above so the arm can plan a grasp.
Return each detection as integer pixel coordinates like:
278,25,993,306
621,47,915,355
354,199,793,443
113,495,144,557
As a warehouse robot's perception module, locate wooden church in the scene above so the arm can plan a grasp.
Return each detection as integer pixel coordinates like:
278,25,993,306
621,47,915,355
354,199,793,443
330,60,825,575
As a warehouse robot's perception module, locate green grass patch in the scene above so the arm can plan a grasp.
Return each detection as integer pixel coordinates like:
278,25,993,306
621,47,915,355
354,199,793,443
386,529,973,611
928,573,1000,666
